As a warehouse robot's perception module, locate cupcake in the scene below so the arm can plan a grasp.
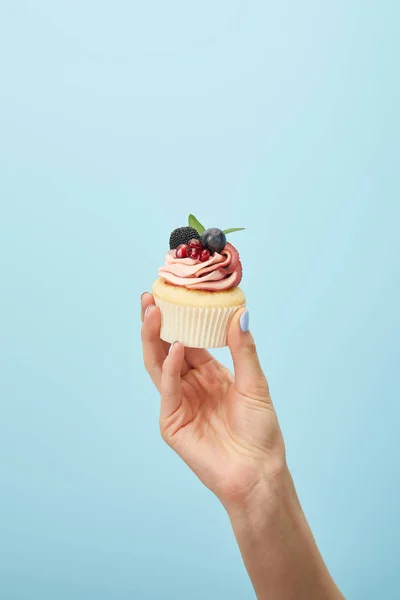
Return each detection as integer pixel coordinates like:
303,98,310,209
152,214,246,348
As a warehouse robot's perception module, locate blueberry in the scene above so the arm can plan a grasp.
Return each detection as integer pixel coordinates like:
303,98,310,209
200,228,226,254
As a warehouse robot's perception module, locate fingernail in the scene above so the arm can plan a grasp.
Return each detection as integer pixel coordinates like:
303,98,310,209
169,341,178,354
240,310,249,332
144,305,154,318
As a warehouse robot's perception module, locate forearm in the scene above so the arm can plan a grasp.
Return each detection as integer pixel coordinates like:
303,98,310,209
227,467,345,600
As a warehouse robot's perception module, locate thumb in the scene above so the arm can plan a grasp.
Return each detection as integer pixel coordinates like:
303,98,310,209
227,309,270,401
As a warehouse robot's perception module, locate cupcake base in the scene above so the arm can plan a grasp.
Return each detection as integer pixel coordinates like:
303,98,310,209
152,278,246,348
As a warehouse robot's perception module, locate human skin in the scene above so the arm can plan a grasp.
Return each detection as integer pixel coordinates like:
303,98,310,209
141,292,345,600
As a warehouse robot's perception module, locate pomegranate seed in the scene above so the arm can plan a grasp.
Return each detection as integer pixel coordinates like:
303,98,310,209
200,249,210,262
187,247,200,260
176,244,188,258
188,238,203,250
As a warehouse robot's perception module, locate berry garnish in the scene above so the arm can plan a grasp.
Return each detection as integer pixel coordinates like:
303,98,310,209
188,238,203,250
200,249,210,262
169,227,200,250
176,244,188,258
170,215,245,253
187,247,200,260
200,228,227,254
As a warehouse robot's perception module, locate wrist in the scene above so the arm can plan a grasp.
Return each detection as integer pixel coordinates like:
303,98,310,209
225,462,300,531
226,465,344,600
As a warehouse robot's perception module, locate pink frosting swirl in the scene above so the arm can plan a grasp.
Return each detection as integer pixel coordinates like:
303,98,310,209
158,242,242,291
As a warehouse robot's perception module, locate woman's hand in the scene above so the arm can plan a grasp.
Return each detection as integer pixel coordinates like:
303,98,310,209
141,291,345,600
140,292,285,511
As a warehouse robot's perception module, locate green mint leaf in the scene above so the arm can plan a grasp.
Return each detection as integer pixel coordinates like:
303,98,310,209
222,228,246,235
188,214,206,234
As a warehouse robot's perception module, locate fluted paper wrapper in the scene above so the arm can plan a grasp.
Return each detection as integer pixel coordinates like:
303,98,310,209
154,297,245,348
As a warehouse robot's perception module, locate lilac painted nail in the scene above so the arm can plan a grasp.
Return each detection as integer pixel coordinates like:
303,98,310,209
169,341,178,354
144,305,154,317
240,310,249,332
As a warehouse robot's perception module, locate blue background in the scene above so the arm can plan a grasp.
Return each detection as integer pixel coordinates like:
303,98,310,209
1,1,399,599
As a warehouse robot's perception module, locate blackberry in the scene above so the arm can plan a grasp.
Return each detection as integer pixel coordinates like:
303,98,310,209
169,227,200,249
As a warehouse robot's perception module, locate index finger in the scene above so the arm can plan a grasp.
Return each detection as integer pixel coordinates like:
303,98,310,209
141,304,167,390
140,292,190,387
141,292,156,322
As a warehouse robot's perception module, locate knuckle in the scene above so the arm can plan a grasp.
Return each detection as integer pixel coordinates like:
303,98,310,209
159,423,167,441
142,356,152,375
246,342,258,357
159,421,174,446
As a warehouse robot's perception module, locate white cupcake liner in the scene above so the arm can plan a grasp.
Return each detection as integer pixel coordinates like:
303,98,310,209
154,297,246,348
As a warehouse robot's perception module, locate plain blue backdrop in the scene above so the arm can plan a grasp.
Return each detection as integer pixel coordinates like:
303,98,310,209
1,1,399,599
